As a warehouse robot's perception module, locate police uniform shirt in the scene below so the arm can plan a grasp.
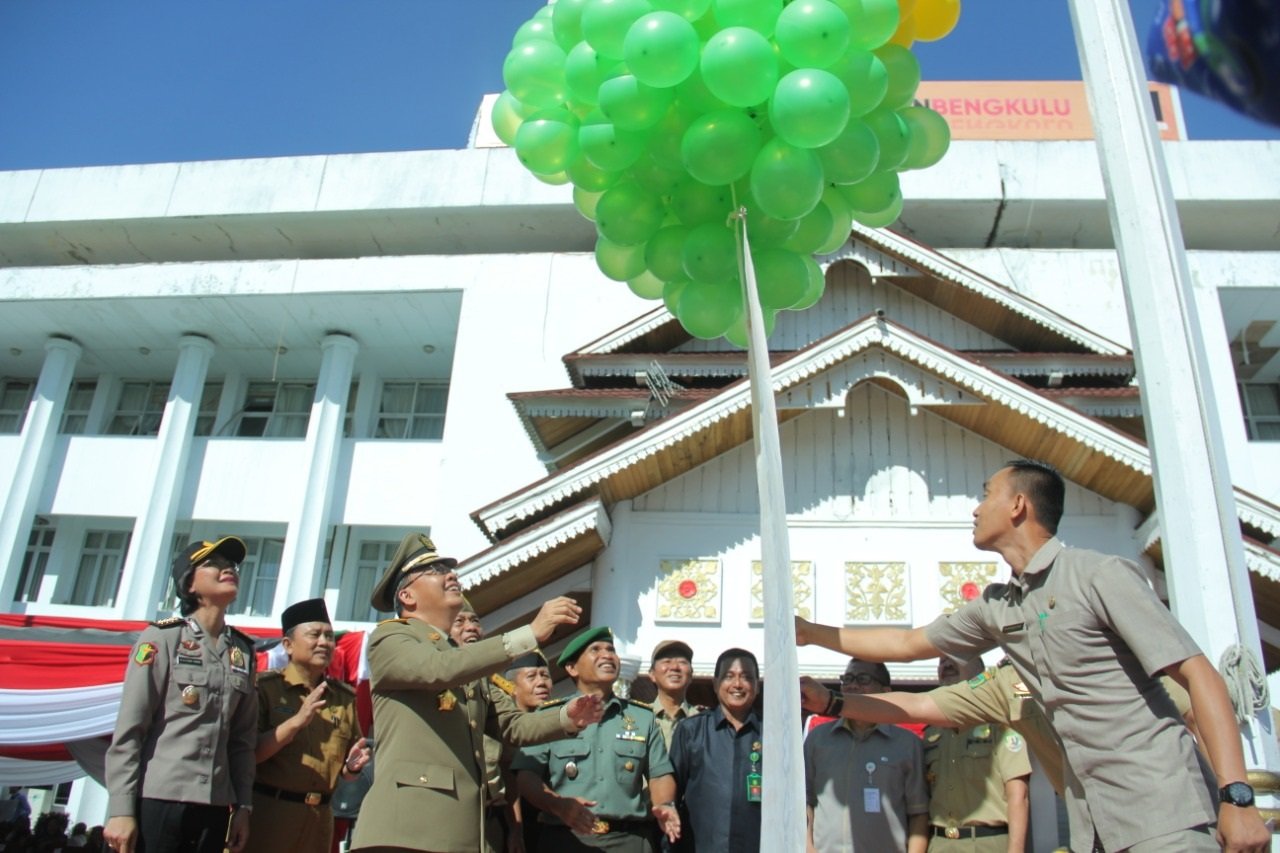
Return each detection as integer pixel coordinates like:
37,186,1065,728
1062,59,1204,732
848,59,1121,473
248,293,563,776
923,721,1030,834
804,720,928,853
254,662,362,794
511,693,674,824
922,538,1214,853
105,617,258,817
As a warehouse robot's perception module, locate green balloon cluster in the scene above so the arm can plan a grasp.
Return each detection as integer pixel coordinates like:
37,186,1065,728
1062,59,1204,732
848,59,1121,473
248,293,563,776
496,0,951,342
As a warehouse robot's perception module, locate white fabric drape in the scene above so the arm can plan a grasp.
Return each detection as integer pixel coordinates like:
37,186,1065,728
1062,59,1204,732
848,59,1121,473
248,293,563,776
0,758,84,786
0,683,121,744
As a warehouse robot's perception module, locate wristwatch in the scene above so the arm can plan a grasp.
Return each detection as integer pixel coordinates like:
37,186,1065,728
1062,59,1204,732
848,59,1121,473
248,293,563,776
1219,781,1256,807
236,803,254,814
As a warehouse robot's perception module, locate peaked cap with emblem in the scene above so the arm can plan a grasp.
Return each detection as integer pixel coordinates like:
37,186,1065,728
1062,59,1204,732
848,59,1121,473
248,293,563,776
171,536,247,586
370,532,458,612
281,597,331,634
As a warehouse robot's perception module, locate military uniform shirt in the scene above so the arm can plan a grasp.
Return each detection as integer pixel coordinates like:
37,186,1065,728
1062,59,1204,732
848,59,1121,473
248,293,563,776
653,699,700,749
923,538,1214,852
512,693,674,823
105,617,258,817
804,720,928,853
923,721,1030,831
254,663,362,793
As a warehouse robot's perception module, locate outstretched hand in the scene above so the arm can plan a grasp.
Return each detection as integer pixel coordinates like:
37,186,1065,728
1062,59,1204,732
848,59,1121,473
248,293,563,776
530,596,583,644
565,694,604,730
653,803,681,843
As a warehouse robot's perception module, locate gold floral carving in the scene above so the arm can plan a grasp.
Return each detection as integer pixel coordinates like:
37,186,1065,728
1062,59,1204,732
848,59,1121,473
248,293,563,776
938,562,999,612
750,560,813,622
656,559,721,622
844,562,908,624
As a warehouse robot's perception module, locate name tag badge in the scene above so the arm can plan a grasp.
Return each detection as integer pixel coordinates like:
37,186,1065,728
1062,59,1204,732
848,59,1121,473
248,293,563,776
746,772,762,802
863,787,881,813
615,732,646,743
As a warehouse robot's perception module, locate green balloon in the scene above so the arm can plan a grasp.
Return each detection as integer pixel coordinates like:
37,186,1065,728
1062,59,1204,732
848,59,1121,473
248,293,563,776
596,181,665,246
700,27,779,107
862,108,910,170
574,187,604,220
774,0,851,69
647,103,695,168
674,64,732,115
651,0,713,21
628,269,668,299
832,0,899,51
580,111,650,171
753,248,811,309
744,196,801,246
852,191,903,227
770,69,850,149
682,221,739,283
624,11,701,88
678,278,743,339
596,233,649,281
502,40,568,110
781,202,833,254
900,105,951,170
712,0,783,36
552,0,590,51
566,153,621,192
599,75,674,131
663,278,691,315
789,255,826,309
724,306,777,347
876,44,920,109
681,109,762,186
839,170,901,213
582,0,655,60
564,42,622,106
816,187,853,253
828,49,888,116
816,116,879,184
670,177,733,225
627,154,685,195
513,16,557,46
532,169,571,186
515,109,581,175
491,91,528,147
750,138,825,220
646,224,692,281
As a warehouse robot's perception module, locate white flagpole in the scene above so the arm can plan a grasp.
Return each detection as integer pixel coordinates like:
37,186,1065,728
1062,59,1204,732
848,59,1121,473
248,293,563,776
731,205,807,850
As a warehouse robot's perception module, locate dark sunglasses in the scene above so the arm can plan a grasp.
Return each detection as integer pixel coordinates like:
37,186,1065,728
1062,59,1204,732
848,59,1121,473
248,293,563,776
839,672,886,687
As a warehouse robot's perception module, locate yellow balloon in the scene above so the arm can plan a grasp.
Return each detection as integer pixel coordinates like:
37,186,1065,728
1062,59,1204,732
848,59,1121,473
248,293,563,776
888,13,915,47
912,0,960,42
897,0,917,18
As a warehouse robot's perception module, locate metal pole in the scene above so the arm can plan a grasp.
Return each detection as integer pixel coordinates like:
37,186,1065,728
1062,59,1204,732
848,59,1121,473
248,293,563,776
1066,0,1279,775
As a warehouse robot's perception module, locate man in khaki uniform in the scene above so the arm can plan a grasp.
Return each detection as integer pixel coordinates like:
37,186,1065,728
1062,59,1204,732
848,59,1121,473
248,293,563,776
796,459,1270,852
104,537,258,853
248,598,371,853
349,533,603,853
923,658,1029,851
648,640,700,749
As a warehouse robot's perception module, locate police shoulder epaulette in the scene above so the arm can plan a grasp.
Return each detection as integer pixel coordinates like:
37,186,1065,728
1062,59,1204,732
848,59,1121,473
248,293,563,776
227,625,256,646
538,697,570,710
152,616,185,628
625,697,654,711
325,676,356,696
490,673,516,696
378,617,410,626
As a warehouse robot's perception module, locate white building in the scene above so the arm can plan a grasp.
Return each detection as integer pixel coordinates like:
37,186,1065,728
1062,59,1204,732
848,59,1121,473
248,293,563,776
1,112,1278,840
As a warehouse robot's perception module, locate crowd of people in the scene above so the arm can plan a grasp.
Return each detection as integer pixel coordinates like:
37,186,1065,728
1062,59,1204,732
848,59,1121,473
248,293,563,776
90,459,1271,852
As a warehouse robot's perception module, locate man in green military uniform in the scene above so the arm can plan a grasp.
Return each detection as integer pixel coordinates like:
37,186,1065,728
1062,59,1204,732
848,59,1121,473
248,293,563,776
922,657,1029,852
350,533,603,853
514,626,682,852
248,598,371,853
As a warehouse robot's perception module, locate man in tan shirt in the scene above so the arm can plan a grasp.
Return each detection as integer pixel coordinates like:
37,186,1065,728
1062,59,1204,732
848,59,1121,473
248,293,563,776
649,639,700,749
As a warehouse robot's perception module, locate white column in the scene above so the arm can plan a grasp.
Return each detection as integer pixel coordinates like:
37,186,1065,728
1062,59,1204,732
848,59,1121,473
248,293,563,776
0,337,82,604
1068,0,1280,775
276,333,358,610
117,335,215,619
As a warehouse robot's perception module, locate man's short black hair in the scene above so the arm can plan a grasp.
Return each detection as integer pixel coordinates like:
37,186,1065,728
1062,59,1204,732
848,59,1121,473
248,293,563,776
1005,458,1065,533
847,657,891,686
713,648,759,683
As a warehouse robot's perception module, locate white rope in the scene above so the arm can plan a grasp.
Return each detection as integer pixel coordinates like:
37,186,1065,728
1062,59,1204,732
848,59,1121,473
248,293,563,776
1220,643,1270,725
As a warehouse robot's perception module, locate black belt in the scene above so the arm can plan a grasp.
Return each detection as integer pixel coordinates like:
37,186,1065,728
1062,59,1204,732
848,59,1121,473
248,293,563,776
932,824,1008,839
253,782,330,806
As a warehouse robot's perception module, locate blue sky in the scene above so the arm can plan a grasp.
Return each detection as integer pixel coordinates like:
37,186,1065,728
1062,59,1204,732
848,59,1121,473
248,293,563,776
0,0,1274,171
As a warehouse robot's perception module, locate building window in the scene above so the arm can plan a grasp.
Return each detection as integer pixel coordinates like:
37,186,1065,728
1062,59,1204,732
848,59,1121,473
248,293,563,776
69,529,132,607
228,536,284,617
192,385,221,436
344,539,399,622
14,527,56,603
0,379,34,434
1239,383,1280,440
375,382,449,440
236,382,315,437
107,381,170,436
59,380,97,435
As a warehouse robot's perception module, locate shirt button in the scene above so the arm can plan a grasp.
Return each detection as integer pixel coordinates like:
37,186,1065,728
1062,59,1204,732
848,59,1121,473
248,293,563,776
470,720,477,730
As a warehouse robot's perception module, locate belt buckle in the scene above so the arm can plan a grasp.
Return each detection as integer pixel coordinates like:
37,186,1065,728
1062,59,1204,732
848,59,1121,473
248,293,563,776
591,819,610,835
304,792,322,806
945,827,960,840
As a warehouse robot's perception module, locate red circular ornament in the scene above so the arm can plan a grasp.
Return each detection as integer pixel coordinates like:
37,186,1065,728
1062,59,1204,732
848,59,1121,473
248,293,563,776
678,579,698,599
960,581,980,601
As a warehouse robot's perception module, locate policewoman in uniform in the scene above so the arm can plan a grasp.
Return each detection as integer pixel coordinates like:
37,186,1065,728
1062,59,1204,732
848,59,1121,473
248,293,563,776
247,598,370,853
104,537,258,853
922,658,1030,852
513,626,682,852
349,533,603,853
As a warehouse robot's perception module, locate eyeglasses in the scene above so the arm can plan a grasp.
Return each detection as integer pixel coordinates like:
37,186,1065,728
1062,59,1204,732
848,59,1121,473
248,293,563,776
839,672,886,687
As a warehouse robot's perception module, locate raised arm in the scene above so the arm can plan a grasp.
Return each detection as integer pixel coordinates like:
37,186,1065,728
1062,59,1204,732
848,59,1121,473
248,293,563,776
799,676,953,726
795,618,939,662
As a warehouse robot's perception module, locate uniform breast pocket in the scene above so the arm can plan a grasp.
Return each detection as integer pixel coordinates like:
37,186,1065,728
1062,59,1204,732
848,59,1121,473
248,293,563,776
612,738,647,787
173,668,208,712
549,739,590,787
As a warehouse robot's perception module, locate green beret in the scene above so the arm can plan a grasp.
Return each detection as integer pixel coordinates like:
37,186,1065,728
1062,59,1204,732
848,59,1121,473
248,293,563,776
557,625,613,667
